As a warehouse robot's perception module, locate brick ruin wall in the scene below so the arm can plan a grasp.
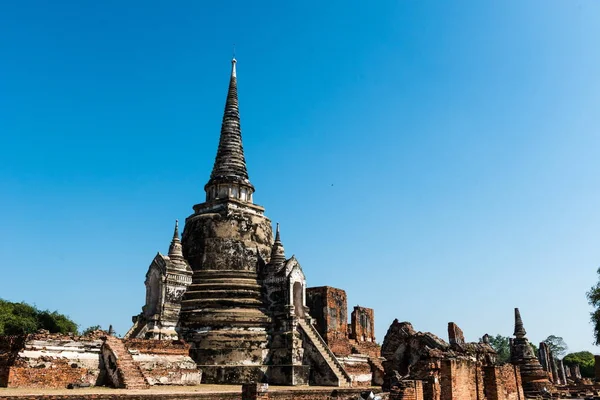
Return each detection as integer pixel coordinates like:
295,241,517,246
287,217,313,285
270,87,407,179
447,322,465,345
0,332,104,389
382,320,526,400
390,380,424,400
306,286,382,387
350,306,376,343
306,286,351,356
439,359,523,400
440,358,484,400
0,333,201,388
483,364,525,400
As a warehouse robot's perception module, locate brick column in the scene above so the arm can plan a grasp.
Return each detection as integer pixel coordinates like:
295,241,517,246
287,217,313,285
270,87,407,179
242,383,269,400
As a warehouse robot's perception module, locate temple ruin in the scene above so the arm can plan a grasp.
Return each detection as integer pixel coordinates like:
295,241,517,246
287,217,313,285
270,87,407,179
2,59,600,400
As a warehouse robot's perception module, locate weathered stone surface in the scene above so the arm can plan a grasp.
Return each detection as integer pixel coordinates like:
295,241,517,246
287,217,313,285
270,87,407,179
175,59,349,387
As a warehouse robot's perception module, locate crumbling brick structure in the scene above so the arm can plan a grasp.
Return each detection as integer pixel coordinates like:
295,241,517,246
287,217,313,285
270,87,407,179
390,380,425,400
483,364,524,400
306,287,351,356
381,320,524,400
306,286,382,386
0,331,201,389
0,331,105,389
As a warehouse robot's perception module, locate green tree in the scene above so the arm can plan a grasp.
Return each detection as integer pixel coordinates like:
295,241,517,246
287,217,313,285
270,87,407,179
542,335,567,358
81,325,102,336
563,351,595,378
587,267,600,345
0,299,78,335
482,334,511,363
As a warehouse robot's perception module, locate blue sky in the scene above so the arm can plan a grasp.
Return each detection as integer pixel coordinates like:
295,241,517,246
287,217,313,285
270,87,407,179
1,1,600,354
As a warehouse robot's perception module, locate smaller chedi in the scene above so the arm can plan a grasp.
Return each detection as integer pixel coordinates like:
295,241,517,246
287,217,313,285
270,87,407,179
126,220,192,340
509,307,553,396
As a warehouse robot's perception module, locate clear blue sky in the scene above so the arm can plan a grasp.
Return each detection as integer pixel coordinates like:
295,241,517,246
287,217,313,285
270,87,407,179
1,1,600,354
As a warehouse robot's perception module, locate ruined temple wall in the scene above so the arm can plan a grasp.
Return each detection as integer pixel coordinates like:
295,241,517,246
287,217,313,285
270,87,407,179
349,341,381,359
0,333,104,389
440,359,484,400
483,364,524,400
390,380,425,400
350,307,375,343
306,286,350,356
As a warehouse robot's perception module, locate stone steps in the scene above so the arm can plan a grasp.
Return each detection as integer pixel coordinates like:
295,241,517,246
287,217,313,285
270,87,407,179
104,337,148,390
297,319,352,387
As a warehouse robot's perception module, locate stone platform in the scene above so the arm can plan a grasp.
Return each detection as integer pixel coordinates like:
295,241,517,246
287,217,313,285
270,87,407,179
0,385,380,400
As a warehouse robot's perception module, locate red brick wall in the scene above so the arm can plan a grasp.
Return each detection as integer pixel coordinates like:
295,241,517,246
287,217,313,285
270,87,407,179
0,335,26,387
350,307,376,343
440,359,483,400
306,286,350,356
484,364,524,400
447,323,465,345
350,341,381,358
6,358,96,389
390,380,424,400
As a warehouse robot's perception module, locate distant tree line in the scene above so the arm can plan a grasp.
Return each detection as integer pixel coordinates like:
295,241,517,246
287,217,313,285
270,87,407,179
483,332,595,378
0,298,79,335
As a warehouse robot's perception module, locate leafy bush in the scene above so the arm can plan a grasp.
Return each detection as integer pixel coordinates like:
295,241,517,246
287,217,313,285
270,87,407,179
0,299,78,335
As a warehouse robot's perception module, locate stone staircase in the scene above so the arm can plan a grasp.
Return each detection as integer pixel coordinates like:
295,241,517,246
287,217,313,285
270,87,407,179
103,336,148,389
297,319,352,387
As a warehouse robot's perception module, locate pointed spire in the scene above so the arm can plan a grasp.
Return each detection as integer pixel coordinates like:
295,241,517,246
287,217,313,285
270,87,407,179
269,223,286,265
168,219,184,259
514,307,527,338
205,58,254,200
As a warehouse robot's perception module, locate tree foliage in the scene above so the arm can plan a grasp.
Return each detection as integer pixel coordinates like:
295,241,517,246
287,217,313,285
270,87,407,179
586,267,600,345
81,325,102,336
0,299,78,335
563,351,595,378
542,335,567,358
483,334,511,363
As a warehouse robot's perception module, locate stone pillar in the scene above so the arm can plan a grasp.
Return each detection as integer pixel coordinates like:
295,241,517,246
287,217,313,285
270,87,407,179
571,364,582,380
448,322,465,346
549,354,559,385
557,359,567,385
595,355,600,381
538,342,549,372
242,383,269,400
